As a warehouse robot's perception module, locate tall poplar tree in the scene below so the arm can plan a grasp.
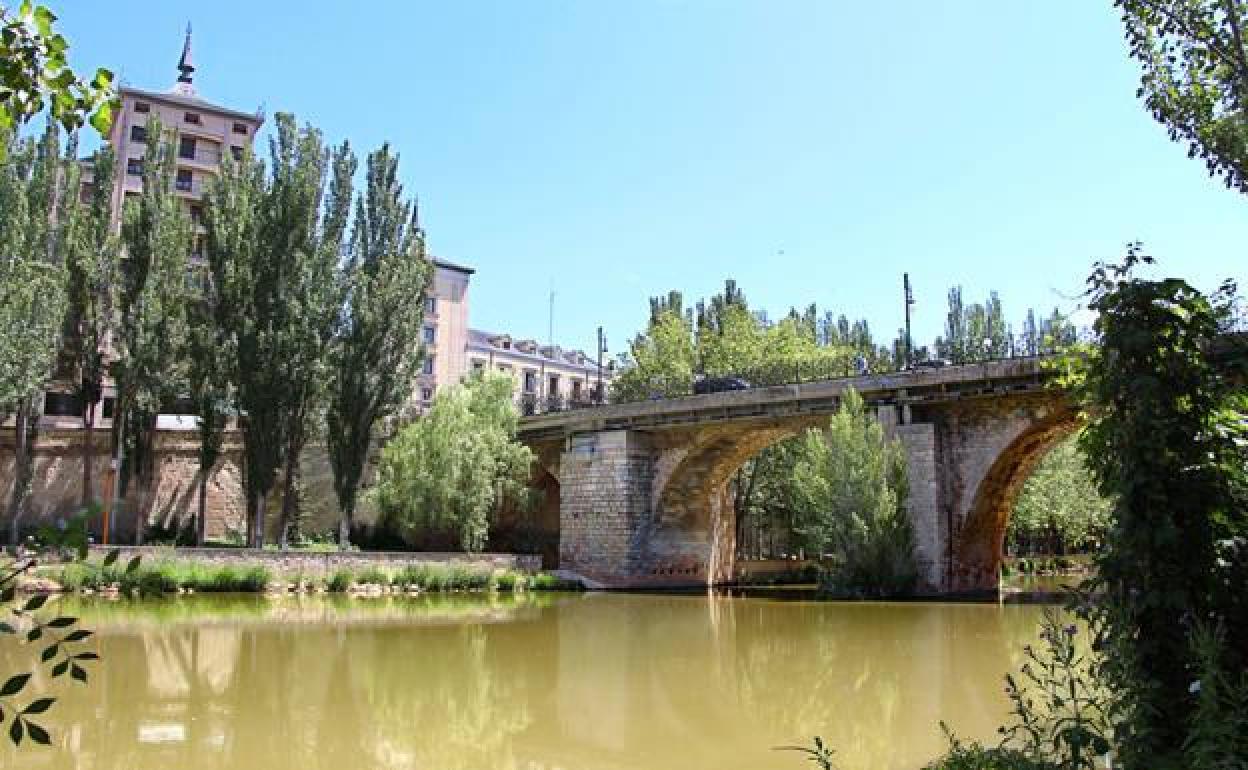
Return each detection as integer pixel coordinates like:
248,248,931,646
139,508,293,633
0,122,75,542
116,116,192,544
205,114,352,548
327,144,431,547
61,146,119,507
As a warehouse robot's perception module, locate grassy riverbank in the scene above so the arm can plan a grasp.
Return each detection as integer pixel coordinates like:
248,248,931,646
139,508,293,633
41,560,578,597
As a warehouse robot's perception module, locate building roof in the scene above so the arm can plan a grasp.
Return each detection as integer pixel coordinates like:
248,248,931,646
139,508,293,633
120,85,264,125
432,257,475,275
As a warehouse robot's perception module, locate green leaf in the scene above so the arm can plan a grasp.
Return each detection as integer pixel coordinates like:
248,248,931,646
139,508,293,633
102,550,119,568
125,556,141,574
89,101,112,135
72,652,100,661
22,594,48,612
25,721,49,745
26,627,42,642
63,629,92,642
21,698,54,715
0,622,15,634
40,644,58,662
50,660,68,678
46,616,76,628
0,673,31,697
9,716,22,746
69,664,86,683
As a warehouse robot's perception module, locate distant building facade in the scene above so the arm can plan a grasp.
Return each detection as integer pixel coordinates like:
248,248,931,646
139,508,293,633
466,329,613,411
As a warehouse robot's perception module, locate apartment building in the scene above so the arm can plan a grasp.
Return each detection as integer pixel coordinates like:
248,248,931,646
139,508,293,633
466,329,613,411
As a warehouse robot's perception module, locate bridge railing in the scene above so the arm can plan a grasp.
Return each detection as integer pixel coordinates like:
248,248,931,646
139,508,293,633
518,353,1059,417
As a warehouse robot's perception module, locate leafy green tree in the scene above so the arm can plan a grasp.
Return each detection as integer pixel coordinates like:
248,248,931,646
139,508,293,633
204,114,349,547
1008,436,1112,555
61,146,118,508
1114,0,1248,192
790,387,917,596
1,123,75,543
272,131,354,549
611,308,696,401
1072,249,1246,768
328,143,432,547
115,116,191,544
374,372,534,552
0,2,116,135
935,287,1011,363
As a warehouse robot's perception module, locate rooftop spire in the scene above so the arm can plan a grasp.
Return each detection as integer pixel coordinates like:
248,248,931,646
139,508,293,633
177,23,195,84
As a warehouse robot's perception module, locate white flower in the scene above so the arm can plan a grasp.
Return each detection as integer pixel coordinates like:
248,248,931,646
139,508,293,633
1189,680,1201,694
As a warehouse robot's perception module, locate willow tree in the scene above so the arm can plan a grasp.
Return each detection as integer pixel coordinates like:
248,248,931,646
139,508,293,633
116,116,191,544
62,146,119,507
0,123,75,543
205,114,352,548
327,144,431,547
374,373,533,552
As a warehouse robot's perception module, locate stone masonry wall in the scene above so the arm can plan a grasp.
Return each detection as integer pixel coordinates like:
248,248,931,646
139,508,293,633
558,430,656,583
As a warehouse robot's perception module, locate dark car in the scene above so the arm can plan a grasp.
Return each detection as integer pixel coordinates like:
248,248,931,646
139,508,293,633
693,375,751,395
911,358,950,370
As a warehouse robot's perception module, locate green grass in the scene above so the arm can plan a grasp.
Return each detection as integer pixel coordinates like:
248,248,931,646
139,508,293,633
50,560,573,596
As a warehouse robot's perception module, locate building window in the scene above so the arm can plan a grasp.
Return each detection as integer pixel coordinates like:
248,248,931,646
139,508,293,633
230,145,243,161
43,391,82,417
134,102,150,114
179,136,196,160
572,380,583,400
548,374,560,396
421,387,434,402
189,204,203,224
127,158,143,176
232,122,248,135
425,296,437,314
184,112,201,125
471,359,486,371
523,371,537,393
422,356,435,376
422,325,436,344
175,169,193,192
130,125,147,142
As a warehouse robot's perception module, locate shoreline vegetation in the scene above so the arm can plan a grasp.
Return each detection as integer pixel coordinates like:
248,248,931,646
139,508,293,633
25,560,581,598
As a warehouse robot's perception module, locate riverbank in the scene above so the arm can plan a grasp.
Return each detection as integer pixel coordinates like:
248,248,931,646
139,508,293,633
27,556,579,598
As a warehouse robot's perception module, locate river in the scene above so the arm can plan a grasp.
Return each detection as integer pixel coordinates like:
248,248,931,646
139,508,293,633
1,592,1052,770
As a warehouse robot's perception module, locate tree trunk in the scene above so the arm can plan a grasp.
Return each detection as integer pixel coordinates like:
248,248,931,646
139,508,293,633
7,398,36,546
133,479,146,546
278,450,299,550
338,500,353,551
81,400,96,509
250,491,265,549
196,467,209,547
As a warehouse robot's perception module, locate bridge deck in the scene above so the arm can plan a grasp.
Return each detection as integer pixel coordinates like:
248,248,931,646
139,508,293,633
518,357,1054,442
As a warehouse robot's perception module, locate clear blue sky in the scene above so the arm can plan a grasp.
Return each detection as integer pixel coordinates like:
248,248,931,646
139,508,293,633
56,1,1248,356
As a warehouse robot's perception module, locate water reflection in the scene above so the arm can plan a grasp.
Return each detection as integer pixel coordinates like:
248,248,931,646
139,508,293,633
1,593,1049,770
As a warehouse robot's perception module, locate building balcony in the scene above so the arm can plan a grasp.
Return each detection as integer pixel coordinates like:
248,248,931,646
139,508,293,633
178,144,222,167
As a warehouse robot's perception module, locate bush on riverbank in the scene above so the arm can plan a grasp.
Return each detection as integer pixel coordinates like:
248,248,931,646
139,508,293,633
46,560,576,597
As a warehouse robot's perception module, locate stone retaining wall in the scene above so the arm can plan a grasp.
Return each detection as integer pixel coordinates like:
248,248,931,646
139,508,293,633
86,546,542,575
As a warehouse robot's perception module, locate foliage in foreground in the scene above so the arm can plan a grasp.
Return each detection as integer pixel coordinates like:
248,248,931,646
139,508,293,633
1,517,136,747
1070,252,1246,768
374,372,535,552
791,388,917,597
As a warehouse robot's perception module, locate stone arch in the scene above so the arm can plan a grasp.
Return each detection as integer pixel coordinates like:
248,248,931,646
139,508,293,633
950,404,1080,592
649,418,821,584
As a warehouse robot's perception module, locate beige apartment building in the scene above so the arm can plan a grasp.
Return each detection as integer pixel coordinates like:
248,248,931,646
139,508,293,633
466,329,613,410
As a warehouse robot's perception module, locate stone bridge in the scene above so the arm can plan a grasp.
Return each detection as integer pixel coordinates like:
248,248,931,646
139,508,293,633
517,358,1076,594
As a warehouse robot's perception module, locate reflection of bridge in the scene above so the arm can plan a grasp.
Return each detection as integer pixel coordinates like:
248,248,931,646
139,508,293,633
518,358,1077,594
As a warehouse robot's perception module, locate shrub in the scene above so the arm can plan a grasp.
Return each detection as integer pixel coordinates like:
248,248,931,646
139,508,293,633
354,566,391,586
326,569,353,593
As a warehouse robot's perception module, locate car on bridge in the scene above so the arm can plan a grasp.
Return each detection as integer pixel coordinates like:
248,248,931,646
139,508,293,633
693,375,752,394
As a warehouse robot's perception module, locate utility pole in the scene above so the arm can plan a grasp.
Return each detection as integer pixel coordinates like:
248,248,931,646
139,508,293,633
596,326,606,404
903,273,915,368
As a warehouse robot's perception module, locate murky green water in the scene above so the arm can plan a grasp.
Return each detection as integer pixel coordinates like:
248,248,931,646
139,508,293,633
1,592,1049,770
